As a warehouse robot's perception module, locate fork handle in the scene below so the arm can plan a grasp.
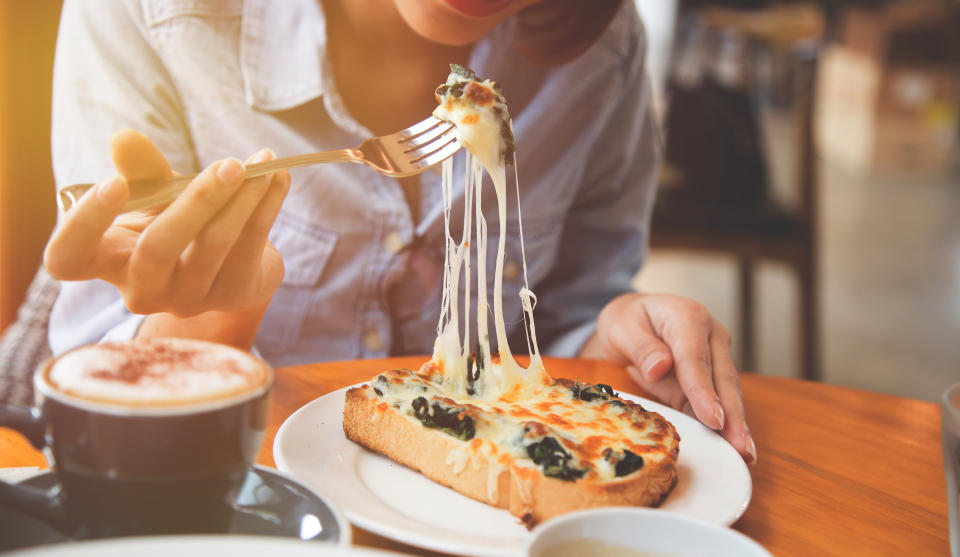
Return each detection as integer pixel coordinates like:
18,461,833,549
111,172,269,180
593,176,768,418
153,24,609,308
57,148,361,213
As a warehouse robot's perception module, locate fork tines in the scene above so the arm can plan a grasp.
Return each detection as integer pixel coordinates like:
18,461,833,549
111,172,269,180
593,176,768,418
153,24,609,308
401,117,460,166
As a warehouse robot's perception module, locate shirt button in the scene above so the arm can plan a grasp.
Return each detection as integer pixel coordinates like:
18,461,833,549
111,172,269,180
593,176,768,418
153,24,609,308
384,231,404,255
363,331,384,352
504,260,521,281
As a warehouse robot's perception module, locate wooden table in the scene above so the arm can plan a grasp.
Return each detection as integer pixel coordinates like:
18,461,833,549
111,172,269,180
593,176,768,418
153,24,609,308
0,357,951,556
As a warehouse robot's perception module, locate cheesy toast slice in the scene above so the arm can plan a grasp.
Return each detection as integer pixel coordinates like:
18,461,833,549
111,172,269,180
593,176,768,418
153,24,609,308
344,366,679,527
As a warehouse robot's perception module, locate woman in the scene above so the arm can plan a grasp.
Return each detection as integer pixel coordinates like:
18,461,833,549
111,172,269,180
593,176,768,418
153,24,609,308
43,0,754,463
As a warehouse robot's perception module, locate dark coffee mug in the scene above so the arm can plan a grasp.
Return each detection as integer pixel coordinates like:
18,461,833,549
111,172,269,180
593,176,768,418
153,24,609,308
0,337,272,538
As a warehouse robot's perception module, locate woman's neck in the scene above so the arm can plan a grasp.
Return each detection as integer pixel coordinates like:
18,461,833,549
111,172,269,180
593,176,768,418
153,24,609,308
323,0,471,135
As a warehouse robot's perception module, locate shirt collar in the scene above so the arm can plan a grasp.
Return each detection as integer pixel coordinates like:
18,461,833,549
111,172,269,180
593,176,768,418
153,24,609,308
238,0,517,119
240,0,328,112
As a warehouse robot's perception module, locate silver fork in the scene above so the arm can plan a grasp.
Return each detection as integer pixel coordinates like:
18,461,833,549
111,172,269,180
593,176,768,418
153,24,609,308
57,116,460,213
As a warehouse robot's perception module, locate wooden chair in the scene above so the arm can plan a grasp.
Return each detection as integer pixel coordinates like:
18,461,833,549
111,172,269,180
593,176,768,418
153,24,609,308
650,5,823,380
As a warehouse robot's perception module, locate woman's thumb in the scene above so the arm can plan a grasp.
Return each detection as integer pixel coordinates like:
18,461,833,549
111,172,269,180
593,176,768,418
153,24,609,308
598,298,674,382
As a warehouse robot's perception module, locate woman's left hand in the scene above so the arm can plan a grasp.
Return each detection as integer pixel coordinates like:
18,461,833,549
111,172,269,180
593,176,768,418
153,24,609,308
580,292,756,464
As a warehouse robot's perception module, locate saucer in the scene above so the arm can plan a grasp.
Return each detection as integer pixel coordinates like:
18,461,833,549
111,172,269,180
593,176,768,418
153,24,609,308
0,466,348,552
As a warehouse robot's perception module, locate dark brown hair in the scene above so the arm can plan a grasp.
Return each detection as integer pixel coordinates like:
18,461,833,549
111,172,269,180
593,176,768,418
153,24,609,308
514,0,625,66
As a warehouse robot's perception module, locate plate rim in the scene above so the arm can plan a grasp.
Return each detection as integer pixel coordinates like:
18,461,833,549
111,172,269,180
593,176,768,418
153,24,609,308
1,535,404,557
274,382,752,556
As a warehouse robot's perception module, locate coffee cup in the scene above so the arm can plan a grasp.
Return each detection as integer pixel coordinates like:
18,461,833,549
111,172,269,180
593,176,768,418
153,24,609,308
525,507,771,557
0,337,272,538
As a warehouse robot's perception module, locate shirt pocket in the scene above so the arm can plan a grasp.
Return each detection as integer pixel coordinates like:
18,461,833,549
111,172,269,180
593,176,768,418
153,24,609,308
257,210,338,354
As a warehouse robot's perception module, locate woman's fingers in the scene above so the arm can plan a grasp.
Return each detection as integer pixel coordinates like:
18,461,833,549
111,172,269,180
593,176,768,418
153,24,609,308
45,129,168,283
596,292,754,464
44,177,129,280
710,324,756,463
625,365,687,411
594,295,676,381
123,158,245,313
651,298,725,430
47,131,289,318
135,159,245,264
601,303,668,369
210,165,290,308
174,150,278,306
134,147,289,316
593,293,720,429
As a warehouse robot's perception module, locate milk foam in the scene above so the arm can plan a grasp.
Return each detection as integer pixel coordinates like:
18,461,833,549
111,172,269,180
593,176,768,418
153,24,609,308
42,338,270,408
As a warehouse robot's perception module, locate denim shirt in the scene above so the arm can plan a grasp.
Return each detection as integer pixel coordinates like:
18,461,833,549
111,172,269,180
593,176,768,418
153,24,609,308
48,0,661,368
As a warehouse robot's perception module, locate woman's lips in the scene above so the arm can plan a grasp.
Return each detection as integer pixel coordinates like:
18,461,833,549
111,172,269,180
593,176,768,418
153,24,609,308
444,0,513,18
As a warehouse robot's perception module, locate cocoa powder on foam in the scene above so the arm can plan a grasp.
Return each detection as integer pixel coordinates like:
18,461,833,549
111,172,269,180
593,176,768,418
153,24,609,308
88,342,245,386
43,339,269,408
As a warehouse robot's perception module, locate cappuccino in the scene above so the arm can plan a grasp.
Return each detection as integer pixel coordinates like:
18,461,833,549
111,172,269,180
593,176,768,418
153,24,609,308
0,337,275,537
39,337,270,412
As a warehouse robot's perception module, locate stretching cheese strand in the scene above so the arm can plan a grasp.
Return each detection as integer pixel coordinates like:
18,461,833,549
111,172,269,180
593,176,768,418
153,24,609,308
431,65,548,401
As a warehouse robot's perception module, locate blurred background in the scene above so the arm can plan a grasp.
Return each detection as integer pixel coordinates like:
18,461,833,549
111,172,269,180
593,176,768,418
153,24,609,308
0,1,957,402
636,0,960,401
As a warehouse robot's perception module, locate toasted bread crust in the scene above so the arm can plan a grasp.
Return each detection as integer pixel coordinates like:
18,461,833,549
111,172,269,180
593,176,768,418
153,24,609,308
344,386,510,507
343,384,679,526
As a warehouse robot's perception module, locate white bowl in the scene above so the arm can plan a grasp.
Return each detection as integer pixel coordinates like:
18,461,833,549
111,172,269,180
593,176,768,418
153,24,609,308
525,508,771,557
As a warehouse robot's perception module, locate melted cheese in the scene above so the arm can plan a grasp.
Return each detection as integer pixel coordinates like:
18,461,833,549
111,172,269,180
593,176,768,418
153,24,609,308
371,369,674,482
446,444,471,475
430,65,548,402
486,449,504,503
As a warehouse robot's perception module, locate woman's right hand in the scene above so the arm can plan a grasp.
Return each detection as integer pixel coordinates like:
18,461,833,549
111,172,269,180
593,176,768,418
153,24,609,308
44,129,291,321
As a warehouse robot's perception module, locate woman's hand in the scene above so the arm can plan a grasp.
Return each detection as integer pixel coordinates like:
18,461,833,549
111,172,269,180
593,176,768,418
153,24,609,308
44,129,290,345
580,292,756,464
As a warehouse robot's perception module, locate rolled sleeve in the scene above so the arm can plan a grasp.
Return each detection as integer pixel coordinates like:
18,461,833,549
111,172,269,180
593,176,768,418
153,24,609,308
49,281,146,353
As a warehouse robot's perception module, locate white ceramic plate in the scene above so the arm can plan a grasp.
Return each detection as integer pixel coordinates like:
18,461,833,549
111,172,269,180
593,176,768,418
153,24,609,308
274,384,752,557
3,536,404,557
